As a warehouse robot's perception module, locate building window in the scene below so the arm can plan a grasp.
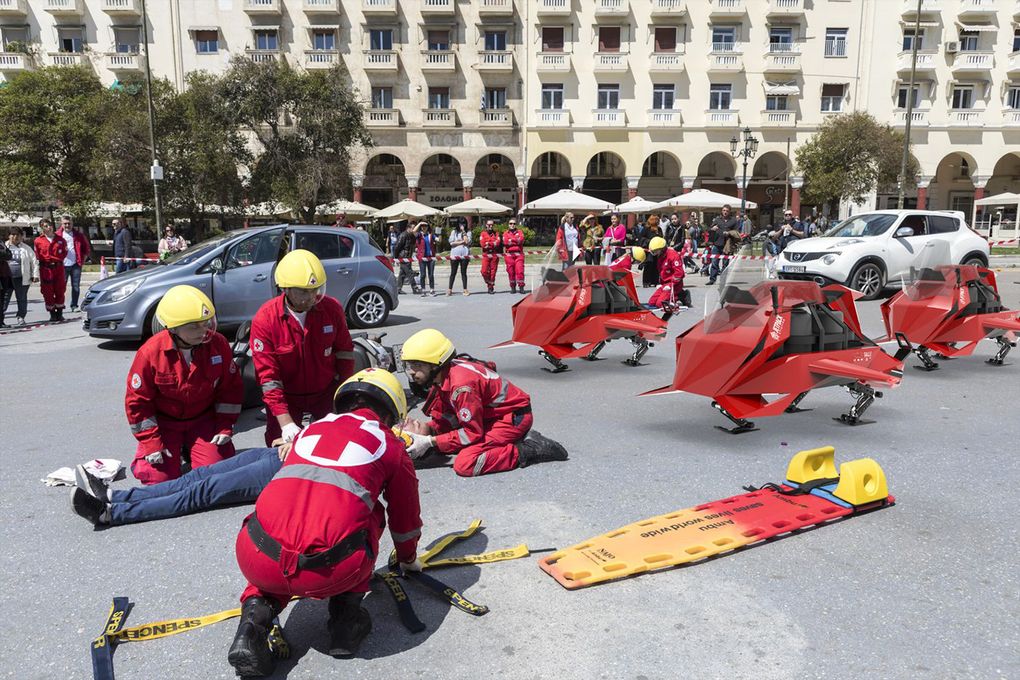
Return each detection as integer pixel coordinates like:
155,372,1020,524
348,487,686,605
114,27,140,54
951,84,974,109
642,152,665,177
371,87,392,109
58,29,85,53
369,29,393,51
598,26,620,53
711,26,736,52
902,28,924,52
537,152,564,177
709,83,732,110
484,30,506,52
313,30,335,51
1,26,29,49
1008,86,1020,110
254,30,278,51
821,83,846,111
542,27,564,52
896,84,920,109
587,152,618,177
428,87,450,109
959,30,978,52
654,27,676,53
427,30,449,51
541,83,564,109
484,87,507,109
652,84,674,110
825,28,848,57
1013,29,1019,53
195,30,219,54
769,26,793,52
766,95,789,111
597,84,620,109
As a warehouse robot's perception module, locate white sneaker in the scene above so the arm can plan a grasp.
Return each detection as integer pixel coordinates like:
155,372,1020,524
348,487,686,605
16,318,25,326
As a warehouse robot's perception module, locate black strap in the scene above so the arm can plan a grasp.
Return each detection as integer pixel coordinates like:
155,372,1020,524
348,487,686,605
743,477,840,496
246,515,370,574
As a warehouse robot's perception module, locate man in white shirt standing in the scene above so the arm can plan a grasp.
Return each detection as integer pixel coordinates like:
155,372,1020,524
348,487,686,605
59,216,90,312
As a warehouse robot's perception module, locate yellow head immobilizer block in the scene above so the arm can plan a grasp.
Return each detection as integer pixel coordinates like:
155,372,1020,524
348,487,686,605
832,458,889,506
785,446,838,485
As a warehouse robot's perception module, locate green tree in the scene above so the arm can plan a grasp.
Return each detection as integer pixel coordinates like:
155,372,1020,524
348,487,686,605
218,58,373,222
0,66,109,216
795,111,919,206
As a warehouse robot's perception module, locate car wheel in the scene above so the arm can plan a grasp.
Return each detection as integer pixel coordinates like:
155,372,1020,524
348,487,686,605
147,306,164,338
348,288,390,329
848,262,884,300
962,255,986,268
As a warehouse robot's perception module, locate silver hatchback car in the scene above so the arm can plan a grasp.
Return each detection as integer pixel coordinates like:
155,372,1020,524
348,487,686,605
82,225,399,340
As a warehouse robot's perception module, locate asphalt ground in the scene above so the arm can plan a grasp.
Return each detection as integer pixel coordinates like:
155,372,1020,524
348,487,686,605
1,264,1018,680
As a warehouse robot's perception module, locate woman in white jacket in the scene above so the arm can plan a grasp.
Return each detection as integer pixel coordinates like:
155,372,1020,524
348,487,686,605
2,227,38,326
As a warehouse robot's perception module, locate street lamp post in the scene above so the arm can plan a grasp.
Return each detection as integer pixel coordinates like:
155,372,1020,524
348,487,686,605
140,0,163,234
897,0,923,209
730,127,759,233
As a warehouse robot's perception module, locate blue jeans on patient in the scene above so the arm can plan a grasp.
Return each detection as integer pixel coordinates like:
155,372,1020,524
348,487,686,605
109,447,281,525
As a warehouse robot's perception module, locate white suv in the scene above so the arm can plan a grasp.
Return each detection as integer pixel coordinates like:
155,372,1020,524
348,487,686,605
777,210,990,300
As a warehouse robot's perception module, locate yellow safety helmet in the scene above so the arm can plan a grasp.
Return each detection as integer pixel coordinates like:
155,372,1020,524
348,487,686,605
401,328,456,366
648,236,667,253
334,368,408,423
631,246,646,263
275,249,327,289
155,285,215,330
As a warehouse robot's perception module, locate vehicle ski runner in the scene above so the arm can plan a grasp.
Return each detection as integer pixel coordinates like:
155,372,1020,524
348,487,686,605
642,247,904,433
400,328,568,476
122,285,242,485
882,239,1020,370
250,248,356,446
229,368,421,677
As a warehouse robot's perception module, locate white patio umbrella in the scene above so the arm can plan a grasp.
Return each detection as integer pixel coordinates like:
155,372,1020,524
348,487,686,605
973,191,1020,239
444,196,512,216
244,201,294,217
613,196,661,214
521,189,616,214
373,199,442,222
653,188,757,211
314,199,378,217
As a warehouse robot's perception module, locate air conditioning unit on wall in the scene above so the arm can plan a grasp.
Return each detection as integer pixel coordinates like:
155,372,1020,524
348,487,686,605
945,41,959,54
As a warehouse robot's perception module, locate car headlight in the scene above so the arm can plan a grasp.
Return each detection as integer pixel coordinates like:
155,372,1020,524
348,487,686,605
107,278,144,303
822,253,841,265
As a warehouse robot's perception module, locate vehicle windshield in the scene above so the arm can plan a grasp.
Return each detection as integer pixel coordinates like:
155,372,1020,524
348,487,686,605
901,239,953,301
823,214,898,238
164,230,247,266
703,245,767,334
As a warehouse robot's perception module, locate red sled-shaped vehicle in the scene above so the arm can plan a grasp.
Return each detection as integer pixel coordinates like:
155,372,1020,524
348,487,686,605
493,264,668,372
642,258,903,433
881,240,1020,371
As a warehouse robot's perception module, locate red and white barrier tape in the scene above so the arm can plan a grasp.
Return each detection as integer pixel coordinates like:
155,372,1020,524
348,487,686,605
0,314,82,336
989,239,1019,247
390,249,550,264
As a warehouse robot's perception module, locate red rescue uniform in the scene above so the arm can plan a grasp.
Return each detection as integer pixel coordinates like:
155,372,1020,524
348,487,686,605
609,253,635,272
251,294,356,446
479,229,501,287
235,408,422,608
125,330,243,484
501,229,525,289
425,358,532,477
34,234,68,312
649,246,685,308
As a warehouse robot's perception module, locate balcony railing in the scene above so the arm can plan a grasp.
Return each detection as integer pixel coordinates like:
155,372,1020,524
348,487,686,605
824,40,847,57
537,0,570,15
705,109,738,126
767,0,803,14
362,0,397,13
303,0,339,11
595,0,627,15
534,109,570,127
421,50,455,71
478,0,513,15
958,0,995,13
649,52,684,71
650,0,686,16
366,109,400,127
243,0,281,13
897,50,936,71
709,0,744,15
892,109,929,127
101,0,141,14
246,49,282,64
1004,110,1020,126
49,52,88,67
764,48,801,71
760,110,795,127
105,52,142,71
364,50,398,70
480,109,513,127
593,52,628,71
535,52,571,71
305,50,339,68
647,109,682,127
422,108,457,127
592,109,625,127
902,0,939,13
709,46,743,71
0,0,28,15
948,110,981,126
0,52,33,71
952,52,994,71
43,0,83,13
1009,52,1020,73
421,0,454,14
477,50,513,71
